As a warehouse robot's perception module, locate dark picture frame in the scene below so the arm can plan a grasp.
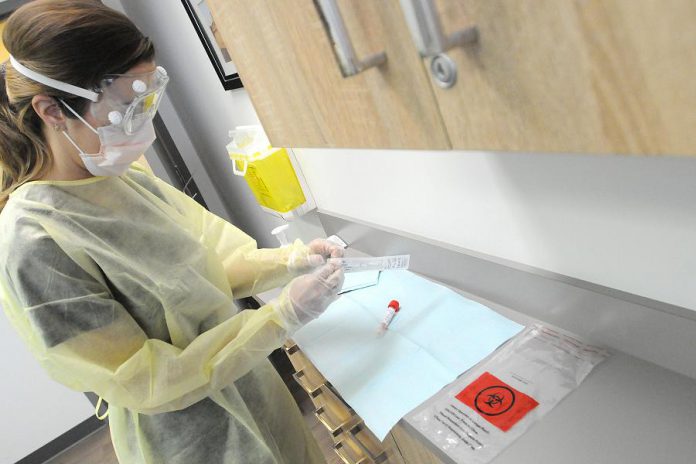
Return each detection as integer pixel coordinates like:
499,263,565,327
0,0,32,19
1,1,34,64
181,0,243,91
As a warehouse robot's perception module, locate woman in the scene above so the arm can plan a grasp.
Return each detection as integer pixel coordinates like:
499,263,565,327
0,1,344,463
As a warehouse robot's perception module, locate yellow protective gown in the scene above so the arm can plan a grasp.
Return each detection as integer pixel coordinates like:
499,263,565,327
0,165,325,464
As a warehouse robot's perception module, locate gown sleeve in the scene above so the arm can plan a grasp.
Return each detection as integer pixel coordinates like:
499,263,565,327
0,228,299,415
148,173,311,297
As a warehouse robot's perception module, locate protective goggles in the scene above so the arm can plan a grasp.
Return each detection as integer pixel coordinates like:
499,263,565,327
9,55,169,134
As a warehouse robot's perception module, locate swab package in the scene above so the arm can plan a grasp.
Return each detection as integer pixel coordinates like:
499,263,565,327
406,325,609,464
328,255,410,273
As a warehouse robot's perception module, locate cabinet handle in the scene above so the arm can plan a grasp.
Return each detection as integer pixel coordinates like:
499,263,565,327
399,0,478,57
283,342,300,355
348,423,389,463
315,406,360,437
292,370,323,398
334,441,371,464
315,0,387,77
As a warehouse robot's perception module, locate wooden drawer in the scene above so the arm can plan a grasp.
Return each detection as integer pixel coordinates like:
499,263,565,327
283,341,408,464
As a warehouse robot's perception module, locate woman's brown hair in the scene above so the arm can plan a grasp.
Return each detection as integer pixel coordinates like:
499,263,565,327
0,0,154,208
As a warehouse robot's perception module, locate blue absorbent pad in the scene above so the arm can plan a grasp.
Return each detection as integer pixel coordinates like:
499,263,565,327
294,270,523,440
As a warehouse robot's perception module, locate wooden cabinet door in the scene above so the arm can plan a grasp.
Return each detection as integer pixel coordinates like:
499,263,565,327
207,0,451,149
426,0,696,155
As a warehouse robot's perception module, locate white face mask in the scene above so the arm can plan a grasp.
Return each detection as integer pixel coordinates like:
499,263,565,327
61,100,156,176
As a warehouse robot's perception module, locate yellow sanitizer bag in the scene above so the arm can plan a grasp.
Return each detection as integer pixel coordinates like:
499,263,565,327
228,126,306,214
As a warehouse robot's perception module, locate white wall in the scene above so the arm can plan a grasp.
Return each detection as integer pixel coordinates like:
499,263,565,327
0,314,94,463
295,149,696,311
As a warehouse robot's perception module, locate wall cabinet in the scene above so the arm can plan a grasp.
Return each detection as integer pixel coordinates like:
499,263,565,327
208,0,696,155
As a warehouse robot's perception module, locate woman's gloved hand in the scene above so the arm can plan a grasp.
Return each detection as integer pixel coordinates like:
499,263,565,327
276,262,345,330
288,238,345,274
308,238,345,260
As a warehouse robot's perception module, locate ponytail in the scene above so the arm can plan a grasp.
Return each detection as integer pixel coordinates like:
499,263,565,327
0,63,50,210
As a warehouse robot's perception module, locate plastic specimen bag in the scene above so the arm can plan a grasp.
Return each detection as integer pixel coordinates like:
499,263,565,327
407,324,609,464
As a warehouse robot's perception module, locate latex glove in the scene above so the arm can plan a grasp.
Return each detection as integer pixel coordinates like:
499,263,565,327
277,262,345,329
288,238,344,274
308,238,345,260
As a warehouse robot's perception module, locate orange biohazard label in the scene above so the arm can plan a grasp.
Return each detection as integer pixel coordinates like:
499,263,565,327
455,372,539,432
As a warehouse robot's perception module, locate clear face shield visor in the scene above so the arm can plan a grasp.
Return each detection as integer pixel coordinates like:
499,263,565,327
89,66,169,134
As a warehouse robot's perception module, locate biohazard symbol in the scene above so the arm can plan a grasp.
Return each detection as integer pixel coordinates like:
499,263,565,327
474,385,516,416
